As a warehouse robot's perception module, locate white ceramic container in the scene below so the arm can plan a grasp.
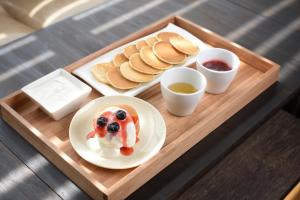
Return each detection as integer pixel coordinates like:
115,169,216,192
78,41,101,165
160,67,207,116
196,48,240,94
22,69,91,120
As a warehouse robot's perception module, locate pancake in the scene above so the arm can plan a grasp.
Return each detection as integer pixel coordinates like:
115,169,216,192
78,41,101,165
91,63,115,84
145,37,158,46
136,40,148,51
156,32,182,41
110,61,117,67
169,36,199,55
124,45,138,59
106,67,139,90
113,53,128,67
129,53,162,75
153,41,187,64
120,62,154,83
140,46,172,69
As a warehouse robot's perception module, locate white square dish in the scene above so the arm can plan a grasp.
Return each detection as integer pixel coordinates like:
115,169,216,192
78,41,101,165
22,69,92,120
73,23,209,96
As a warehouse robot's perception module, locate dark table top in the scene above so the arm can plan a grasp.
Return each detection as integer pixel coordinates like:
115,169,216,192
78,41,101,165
0,0,299,199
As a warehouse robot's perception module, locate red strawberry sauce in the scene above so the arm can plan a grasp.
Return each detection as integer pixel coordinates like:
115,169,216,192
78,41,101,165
87,110,139,156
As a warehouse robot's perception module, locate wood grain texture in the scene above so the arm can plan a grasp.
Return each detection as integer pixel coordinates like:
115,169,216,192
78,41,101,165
0,16,279,200
177,110,300,200
0,117,91,200
228,0,300,25
0,142,61,200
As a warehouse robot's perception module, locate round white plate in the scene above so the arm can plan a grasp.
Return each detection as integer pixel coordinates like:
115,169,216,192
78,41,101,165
69,96,166,169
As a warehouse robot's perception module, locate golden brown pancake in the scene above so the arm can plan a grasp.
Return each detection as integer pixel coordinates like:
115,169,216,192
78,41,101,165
156,32,182,41
113,53,128,67
140,46,172,69
120,62,154,83
136,40,148,51
169,36,199,55
145,37,158,46
129,53,162,75
106,67,139,90
91,63,115,84
124,45,138,59
153,41,187,64
110,61,117,67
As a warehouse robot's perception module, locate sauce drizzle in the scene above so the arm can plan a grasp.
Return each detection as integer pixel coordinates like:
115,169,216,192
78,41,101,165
86,108,139,156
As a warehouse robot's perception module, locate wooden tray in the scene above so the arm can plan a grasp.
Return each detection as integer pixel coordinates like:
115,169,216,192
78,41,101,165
0,16,279,200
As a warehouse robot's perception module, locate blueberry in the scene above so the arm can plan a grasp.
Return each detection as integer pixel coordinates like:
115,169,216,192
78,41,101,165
107,122,120,133
97,117,108,127
116,110,126,120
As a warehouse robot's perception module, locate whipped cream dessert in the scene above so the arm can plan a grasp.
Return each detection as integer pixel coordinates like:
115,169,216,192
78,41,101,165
86,105,139,156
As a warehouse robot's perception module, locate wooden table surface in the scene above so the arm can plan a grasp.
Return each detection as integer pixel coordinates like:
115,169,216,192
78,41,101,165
0,0,299,199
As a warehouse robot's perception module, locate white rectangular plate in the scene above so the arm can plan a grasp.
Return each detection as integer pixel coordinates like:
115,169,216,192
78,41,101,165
73,23,208,96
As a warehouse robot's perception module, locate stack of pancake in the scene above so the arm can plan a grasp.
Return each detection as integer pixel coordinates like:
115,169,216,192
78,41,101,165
91,32,199,90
